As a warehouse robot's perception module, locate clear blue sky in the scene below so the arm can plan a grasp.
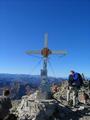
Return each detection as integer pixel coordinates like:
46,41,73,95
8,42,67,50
0,0,90,77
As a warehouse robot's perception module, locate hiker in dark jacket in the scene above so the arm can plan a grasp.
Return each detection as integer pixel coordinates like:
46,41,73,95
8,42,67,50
67,70,83,107
0,89,12,120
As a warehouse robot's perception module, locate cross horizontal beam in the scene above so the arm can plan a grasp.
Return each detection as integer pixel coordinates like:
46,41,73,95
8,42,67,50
26,50,41,55
52,50,67,55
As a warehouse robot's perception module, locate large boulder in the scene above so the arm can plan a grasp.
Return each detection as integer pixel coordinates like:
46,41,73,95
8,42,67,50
16,93,58,120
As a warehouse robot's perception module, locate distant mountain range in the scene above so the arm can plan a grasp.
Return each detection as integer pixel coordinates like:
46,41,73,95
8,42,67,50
0,73,66,99
0,73,65,85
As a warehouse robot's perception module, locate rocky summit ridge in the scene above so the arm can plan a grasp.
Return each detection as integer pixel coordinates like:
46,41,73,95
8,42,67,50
11,80,90,120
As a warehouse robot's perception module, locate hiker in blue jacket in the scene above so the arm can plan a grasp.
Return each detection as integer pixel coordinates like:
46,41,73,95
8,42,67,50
67,70,83,107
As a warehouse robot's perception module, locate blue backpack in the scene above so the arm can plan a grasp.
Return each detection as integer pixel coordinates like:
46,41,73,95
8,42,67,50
73,73,83,87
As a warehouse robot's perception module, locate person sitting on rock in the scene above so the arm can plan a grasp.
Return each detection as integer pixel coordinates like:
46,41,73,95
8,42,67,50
0,89,12,120
67,70,83,107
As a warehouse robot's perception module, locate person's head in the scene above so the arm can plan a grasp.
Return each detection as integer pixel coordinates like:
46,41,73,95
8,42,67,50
3,89,10,97
70,70,75,75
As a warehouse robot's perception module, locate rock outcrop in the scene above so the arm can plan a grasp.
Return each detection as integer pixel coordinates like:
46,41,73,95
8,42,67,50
11,80,90,120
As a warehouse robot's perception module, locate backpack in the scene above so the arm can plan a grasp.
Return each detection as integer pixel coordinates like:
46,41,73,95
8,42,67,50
78,73,83,86
73,73,83,87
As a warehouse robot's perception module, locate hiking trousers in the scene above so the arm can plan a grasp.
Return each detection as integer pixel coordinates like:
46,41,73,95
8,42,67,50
67,86,78,106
